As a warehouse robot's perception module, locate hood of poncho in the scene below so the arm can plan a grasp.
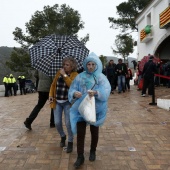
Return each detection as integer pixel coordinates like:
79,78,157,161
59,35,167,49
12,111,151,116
83,52,102,77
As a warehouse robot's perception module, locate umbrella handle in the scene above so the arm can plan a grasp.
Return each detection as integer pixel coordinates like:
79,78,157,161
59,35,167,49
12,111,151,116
57,48,61,54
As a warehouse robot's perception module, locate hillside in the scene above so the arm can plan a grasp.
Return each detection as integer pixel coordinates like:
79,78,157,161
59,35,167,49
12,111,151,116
0,46,14,84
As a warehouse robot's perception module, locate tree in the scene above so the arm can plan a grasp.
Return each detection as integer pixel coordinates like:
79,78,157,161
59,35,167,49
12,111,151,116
108,0,150,33
99,55,107,68
112,34,134,62
6,48,32,77
13,4,86,48
7,4,88,76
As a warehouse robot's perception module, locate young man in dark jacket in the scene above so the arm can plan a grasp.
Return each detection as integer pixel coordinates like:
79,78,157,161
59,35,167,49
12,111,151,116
115,59,128,93
141,56,157,97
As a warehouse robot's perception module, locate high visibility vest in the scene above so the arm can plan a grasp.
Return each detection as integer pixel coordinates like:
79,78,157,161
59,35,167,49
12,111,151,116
21,76,25,79
18,76,25,79
8,77,16,83
3,77,8,83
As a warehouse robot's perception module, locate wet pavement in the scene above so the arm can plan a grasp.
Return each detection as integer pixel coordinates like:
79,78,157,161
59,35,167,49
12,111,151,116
0,85,170,170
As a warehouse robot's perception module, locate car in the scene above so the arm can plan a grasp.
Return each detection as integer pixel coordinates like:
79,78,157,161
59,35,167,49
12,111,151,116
25,79,36,93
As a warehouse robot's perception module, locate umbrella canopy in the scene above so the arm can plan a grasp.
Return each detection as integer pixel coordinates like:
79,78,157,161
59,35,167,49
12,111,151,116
138,56,160,72
29,35,89,76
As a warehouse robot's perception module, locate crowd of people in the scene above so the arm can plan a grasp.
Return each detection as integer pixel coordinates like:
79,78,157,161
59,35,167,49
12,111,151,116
104,58,133,94
2,74,25,97
103,54,170,100
135,54,170,96
2,74,38,97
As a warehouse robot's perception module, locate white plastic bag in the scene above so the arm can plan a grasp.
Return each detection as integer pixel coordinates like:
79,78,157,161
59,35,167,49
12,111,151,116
78,95,96,123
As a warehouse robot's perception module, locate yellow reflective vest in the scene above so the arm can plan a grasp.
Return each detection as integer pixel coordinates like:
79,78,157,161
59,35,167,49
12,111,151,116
8,77,16,83
3,77,8,83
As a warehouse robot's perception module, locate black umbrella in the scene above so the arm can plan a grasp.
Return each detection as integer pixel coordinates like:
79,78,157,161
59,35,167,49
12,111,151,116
29,35,89,76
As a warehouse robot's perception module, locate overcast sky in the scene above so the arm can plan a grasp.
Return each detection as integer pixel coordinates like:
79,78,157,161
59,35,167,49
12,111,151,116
0,0,137,57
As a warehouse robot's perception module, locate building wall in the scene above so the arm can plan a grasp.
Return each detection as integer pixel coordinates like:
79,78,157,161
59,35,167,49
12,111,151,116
136,0,170,60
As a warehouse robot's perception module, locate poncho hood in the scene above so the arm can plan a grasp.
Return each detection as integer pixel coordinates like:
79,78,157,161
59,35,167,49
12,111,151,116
83,52,102,77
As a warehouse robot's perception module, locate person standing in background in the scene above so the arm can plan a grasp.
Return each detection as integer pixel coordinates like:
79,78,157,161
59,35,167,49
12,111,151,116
125,63,132,91
8,74,17,96
106,60,116,94
131,60,137,70
3,75,9,97
18,75,26,95
24,70,55,130
115,59,128,93
141,56,157,97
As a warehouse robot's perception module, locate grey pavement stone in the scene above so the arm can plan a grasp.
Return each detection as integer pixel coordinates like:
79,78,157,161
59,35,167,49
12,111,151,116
0,85,170,169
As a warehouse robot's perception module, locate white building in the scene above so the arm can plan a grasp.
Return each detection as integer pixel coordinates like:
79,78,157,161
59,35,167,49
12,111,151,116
136,0,170,61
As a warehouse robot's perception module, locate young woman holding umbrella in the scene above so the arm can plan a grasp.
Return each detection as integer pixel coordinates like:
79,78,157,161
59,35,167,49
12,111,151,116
48,57,78,153
68,52,111,168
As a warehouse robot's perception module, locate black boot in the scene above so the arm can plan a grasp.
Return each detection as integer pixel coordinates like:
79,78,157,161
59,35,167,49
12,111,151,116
89,150,96,161
24,119,32,130
60,136,66,147
50,123,55,128
74,154,84,168
66,142,73,153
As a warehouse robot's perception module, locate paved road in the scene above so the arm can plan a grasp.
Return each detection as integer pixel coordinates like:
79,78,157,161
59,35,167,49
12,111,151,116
0,85,170,170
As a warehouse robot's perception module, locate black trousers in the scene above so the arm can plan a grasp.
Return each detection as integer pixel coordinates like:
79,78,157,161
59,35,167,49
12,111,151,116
8,83,17,96
19,85,26,95
77,121,99,155
125,78,130,90
107,75,116,91
142,77,154,95
26,91,54,125
4,83,9,97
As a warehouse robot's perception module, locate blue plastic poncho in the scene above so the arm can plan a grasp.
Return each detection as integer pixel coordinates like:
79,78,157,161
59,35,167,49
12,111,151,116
68,52,111,135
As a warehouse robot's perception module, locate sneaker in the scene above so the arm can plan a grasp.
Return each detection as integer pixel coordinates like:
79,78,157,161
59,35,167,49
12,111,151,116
24,121,32,130
141,94,146,97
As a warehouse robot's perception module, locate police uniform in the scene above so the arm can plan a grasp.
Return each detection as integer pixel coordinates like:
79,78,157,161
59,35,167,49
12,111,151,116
18,76,26,95
8,74,17,96
3,75,9,97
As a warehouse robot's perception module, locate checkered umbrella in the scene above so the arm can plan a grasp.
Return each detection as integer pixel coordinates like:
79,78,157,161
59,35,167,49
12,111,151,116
29,35,89,76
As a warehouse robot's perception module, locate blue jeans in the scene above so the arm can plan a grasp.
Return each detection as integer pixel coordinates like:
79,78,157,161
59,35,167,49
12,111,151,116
54,101,73,142
117,75,125,92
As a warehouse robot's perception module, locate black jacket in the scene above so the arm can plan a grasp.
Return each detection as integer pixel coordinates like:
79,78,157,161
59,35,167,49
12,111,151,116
142,60,157,79
115,63,128,76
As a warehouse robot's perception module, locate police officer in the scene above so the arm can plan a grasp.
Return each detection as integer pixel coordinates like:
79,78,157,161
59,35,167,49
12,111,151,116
3,75,9,97
8,74,17,96
18,76,26,95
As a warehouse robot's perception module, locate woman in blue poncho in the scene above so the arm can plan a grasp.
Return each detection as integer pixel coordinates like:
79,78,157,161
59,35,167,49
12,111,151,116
68,52,111,168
